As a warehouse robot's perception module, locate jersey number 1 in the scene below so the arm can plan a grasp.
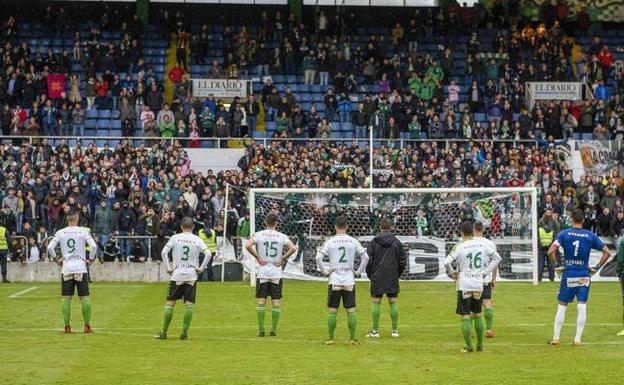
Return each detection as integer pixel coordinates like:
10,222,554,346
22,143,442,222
572,240,580,257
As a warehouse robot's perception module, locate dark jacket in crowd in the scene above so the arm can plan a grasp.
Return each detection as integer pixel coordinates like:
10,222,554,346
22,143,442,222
365,231,406,296
118,207,137,233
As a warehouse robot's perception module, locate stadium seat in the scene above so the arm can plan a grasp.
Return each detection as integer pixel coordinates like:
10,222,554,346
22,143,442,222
111,120,122,130
85,119,97,130
98,110,113,119
97,120,111,130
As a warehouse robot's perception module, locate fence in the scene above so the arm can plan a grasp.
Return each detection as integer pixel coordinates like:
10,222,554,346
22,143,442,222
0,135,539,150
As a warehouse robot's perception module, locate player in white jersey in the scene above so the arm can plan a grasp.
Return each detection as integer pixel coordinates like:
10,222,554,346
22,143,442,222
155,217,212,340
444,221,501,353
473,221,498,338
47,211,98,334
246,213,297,337
316,216,369,345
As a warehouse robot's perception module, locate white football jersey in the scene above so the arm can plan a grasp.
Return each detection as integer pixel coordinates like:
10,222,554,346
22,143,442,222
474,236,497,284
444,237,501,292
163,233,211,281
47,226,97,275
316,234,369,286
252,229,293,279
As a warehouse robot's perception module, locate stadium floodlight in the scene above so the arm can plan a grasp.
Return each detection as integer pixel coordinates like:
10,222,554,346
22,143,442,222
248,187,539,286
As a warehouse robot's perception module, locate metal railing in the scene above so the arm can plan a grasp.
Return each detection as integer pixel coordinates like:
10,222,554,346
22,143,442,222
111,235,158,261
0,135,540,150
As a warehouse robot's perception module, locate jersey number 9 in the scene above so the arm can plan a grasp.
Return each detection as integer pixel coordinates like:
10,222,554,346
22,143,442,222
67,239,76,254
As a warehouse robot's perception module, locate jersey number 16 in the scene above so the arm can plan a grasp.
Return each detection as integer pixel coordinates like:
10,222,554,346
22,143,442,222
467,252,482,269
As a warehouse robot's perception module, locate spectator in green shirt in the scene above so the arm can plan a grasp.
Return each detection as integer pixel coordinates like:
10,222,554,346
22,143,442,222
276,111,291,133
200,106,215,137
408,115,422,139
158,114,175,137
416,209,428,236
417,78,436,101
236,210,250,238
425,60,444,83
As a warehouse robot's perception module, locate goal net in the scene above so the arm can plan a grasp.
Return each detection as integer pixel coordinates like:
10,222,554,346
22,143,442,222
248,188,539,285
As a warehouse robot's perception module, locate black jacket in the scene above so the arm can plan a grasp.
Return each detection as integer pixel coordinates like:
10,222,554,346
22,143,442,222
366,232,406,295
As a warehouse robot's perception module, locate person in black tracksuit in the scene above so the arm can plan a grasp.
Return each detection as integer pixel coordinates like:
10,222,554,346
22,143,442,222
365,218,406,338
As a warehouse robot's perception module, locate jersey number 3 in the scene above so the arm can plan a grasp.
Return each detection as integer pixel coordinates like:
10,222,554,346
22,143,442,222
181,245,190,261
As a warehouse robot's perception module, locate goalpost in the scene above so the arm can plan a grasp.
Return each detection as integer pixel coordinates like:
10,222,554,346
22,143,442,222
248,187,539,286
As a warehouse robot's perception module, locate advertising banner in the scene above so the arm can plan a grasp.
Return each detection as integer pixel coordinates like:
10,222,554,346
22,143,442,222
192,79,249,99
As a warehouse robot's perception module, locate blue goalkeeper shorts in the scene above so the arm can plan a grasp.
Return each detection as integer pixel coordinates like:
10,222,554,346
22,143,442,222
557,276,590,303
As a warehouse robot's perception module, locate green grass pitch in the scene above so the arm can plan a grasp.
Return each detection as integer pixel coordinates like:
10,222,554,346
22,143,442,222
1,280,623,385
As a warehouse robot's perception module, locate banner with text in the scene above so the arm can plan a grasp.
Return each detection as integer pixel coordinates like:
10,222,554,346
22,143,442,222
238,235,619,282
527,82,584,101
192,79,249,99
560,140,622,182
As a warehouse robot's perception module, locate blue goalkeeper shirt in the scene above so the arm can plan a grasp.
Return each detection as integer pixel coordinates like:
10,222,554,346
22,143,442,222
554,228,605,278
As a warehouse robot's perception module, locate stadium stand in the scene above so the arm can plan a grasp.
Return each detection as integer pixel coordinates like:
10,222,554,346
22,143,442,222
0,1,622,265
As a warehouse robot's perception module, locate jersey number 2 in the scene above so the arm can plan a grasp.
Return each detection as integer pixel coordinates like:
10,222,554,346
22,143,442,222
338,246,347,263
181,245,190,261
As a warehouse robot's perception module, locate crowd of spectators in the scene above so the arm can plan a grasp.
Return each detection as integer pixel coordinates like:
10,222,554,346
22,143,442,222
1,2,624,142
0,3,622,268
182,2,624,141
0,139,250,263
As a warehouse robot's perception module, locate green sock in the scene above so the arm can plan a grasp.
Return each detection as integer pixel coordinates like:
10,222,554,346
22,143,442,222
62,299,71,326
389,302,399,331
484,308,494,331
257,304,266,333
473,315,485,347
162,305,174,334
347,312,358,340
461,318,473,350
81,298,91,325
182,304,194,334
371,302,380,331
271,306,281,333
327,311,337,339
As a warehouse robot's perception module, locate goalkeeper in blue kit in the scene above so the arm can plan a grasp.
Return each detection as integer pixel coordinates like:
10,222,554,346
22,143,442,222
547,209,611,346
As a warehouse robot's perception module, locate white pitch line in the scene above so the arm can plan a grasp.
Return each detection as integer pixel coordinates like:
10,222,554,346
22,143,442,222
8,286,38,299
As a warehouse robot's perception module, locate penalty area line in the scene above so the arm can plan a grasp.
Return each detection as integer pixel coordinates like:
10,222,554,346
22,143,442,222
8,286,38,299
